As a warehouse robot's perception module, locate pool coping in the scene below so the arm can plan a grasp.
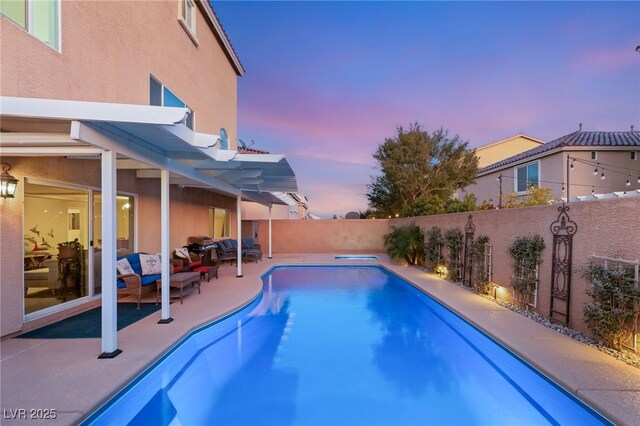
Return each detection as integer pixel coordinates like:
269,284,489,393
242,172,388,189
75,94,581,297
1,254,639,425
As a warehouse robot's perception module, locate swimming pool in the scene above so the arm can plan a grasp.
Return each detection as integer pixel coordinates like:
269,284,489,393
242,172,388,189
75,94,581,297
85,266,610,425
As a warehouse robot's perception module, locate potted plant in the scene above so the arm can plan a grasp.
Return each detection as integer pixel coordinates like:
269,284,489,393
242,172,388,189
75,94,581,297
57,238,83,259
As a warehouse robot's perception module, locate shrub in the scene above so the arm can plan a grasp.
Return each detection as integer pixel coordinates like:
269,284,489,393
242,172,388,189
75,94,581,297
443,228,463,281
583,262,639,350
472,235,491,294
384,223,425,265
424,226,444,272
507,235,545,309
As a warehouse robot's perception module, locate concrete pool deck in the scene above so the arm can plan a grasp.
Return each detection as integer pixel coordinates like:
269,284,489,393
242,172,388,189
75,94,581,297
1,253,639,425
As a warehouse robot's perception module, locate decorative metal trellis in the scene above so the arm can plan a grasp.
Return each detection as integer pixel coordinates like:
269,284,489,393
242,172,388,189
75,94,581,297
549,204,577,325
462,215,475,288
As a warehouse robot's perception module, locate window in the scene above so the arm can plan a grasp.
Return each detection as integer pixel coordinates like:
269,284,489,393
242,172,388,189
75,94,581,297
178,0,198,45
1,0,59,50
632,152,637,161
515,161,539,193
591,151,597,160
149,76,194,129
209,208,230,238
180,0,195,31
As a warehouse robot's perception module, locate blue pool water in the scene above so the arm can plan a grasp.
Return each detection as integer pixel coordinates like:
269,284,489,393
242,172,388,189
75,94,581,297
87,266,610,425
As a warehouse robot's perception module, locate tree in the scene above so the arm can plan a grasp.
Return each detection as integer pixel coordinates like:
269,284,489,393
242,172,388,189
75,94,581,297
367,123,479,217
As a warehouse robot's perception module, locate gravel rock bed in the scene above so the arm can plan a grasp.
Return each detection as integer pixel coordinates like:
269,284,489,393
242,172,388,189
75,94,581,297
416,266,640,369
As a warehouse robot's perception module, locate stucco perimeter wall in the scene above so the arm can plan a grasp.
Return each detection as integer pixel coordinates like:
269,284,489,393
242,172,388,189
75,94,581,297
393,198,640,335
0,156,237,336
257,219,389,254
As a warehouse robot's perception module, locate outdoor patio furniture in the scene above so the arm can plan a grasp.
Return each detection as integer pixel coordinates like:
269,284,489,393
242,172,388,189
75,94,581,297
155,271,201,304
241,238,262,262
216,240,238,265
116,253,182,309
192,265,219,282
173,248,202,271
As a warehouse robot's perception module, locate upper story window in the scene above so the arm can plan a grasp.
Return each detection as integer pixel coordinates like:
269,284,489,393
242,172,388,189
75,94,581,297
150,76,194,130
178,0,198,45
632,152,637,160
591,151,597,160
515,161,539,193
1,0,59,50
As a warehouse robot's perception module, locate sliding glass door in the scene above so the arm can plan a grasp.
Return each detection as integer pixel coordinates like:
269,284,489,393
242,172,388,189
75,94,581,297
23,180,89,315
24,180,136,317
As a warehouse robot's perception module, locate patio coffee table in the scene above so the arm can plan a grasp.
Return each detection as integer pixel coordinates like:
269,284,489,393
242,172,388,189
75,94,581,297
156,272,200,304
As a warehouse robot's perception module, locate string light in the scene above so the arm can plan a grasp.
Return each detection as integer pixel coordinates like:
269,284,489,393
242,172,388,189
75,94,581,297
591,186,595,195
593,163,599,175
561,183,565,193
569,160,575,171
627,177,631,187
600,172,605,181
638,176,640,184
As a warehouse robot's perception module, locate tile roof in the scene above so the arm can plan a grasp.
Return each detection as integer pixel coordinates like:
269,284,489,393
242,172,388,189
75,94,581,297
479,131,640,173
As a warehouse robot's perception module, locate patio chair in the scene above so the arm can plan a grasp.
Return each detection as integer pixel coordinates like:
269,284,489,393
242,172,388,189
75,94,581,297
241,238,263,262
216,240,238,265
173,247,202,271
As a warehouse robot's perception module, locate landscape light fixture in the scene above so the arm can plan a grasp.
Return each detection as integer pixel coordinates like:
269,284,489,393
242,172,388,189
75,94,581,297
0,163,19,198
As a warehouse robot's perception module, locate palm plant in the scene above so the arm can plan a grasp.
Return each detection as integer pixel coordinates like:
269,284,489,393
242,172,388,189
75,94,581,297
384,223,425,265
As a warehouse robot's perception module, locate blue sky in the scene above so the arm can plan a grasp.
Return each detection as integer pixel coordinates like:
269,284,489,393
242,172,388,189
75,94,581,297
214,1,640,217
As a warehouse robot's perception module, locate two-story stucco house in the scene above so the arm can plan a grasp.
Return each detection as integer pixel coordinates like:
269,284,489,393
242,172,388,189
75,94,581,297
0,0,297,356
464,130,640,206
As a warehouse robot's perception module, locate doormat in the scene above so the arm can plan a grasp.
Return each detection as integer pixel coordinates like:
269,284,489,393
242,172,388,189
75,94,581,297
17,303,162,339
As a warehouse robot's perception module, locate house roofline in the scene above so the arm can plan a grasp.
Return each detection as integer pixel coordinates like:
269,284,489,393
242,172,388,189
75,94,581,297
477,145,639,177
198,1,245,76
475,133,545,151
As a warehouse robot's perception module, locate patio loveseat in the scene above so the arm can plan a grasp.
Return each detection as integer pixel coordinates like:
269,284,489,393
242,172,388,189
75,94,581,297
116,253,184,308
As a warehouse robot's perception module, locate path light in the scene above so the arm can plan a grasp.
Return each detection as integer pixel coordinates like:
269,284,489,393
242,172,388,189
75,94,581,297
436,264,448,278
0,163,19,198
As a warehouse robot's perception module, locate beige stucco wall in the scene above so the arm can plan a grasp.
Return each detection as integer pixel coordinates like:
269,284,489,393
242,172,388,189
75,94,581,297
0,0,238,145
257,219,389,253
393,198,640,335
0,156,237,336
242,202,293,220
466,150,640,204
476,136,544,168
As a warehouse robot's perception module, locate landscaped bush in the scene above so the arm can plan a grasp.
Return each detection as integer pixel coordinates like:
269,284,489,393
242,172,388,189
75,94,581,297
583,262,640,350
384,223,425,265
443,228,463,281
424,226,444,272
507,235,545,309
472,235,491,294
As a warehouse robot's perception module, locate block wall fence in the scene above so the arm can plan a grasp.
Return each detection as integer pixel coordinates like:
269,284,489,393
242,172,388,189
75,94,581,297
260,197,640,335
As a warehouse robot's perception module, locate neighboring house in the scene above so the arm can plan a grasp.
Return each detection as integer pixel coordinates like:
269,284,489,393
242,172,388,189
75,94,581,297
475,133,545,169
0,1,297,353
464,130,640,205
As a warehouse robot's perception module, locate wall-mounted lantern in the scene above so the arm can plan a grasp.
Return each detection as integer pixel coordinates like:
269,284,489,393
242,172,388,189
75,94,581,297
0,163,19,198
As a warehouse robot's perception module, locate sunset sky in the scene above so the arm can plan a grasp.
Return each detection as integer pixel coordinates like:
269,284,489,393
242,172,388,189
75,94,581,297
214,1,640,218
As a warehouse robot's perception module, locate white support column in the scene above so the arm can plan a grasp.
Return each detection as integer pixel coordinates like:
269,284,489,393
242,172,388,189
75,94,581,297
236,195,243,277
268,205,273,259
159,169,173,324
99,150,121,358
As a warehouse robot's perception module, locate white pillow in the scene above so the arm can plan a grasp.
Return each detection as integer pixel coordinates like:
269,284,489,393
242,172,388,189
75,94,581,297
175,247,190,259
116,258,135,276
140,254,162,275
